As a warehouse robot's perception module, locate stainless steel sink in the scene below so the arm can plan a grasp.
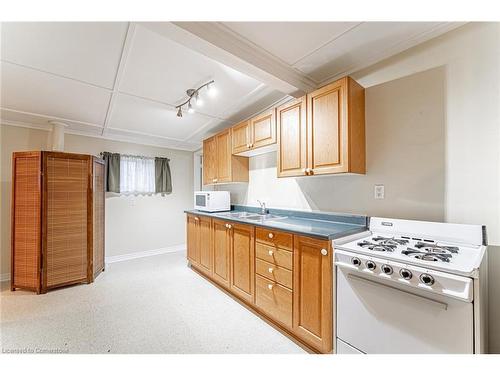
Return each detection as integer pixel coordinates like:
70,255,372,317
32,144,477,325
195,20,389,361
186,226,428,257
217,212,286,221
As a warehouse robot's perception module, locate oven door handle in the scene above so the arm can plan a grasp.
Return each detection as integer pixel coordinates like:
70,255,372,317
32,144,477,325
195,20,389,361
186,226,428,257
347,273,449,311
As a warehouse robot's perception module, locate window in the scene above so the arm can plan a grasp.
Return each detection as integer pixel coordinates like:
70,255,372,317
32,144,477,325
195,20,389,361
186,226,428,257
119,155,155,194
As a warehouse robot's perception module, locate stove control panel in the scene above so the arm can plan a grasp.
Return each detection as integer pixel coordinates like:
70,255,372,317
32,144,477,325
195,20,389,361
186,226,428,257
334,249,473,302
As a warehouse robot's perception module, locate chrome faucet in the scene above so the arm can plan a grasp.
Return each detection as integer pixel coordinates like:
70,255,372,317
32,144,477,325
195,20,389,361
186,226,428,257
257,200,267,215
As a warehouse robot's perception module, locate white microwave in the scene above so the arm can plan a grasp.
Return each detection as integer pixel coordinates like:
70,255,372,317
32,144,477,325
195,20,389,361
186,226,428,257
194,191,230,212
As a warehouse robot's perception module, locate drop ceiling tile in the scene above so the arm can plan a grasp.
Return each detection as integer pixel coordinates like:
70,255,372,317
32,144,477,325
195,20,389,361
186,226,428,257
107,93,215,140
1,62,111,125
222,22,360,65
1,22,128,89
119,24,264,119
294,22,450,83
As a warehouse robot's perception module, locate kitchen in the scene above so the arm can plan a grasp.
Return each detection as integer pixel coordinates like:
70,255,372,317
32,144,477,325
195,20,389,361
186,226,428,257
1,1,500,371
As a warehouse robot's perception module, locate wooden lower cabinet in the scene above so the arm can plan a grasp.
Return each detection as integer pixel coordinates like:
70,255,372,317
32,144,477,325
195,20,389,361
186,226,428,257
293,235,333,353
186,216,333,353
212,219,231,288
229,223,255,303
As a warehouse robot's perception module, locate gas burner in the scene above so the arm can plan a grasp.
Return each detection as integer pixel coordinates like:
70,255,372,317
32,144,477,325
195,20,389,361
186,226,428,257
402,249,451,262
372,236,409,246
357,240,396,252
414,242,459,254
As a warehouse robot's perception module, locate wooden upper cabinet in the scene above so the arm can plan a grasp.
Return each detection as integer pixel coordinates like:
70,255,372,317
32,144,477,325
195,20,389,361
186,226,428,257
231,109,276,155
277,96,307,177
293,235,333,353
229,222,255,303
203,130,249,185
216,130,232,183
306,76,365,175
251,108,276,149
231,121,251,154
203,136,217,185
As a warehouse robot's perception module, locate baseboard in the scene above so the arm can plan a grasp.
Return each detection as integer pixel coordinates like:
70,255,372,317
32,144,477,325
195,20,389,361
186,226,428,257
0,273,11,282
105,244,186,264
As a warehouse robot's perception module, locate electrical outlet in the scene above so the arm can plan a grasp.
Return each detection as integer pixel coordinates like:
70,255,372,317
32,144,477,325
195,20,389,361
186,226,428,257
374,184,385,199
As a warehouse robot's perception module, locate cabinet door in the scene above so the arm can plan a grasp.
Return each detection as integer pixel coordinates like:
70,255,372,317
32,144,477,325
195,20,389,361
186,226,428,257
229,222,255,303
251,108,276,149
212,219,231,288
293,235,333,353
231,120,251,154
186,215,200,265
216,130,232,183
277,97,307,177
307,78,348,175
198,216,212,275
203,136,217,185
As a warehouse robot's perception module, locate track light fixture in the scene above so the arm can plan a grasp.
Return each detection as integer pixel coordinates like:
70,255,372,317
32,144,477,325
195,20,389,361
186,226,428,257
176,80,215,118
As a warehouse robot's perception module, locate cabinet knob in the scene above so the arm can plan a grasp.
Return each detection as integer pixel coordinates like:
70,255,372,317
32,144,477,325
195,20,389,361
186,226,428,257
194,217,199,221
268,250,274,256
225,223,229,228
250,143,254,148
268,284,274,290
247,144,251,148
321,248,328,256
268,267,274,273
268,233,274,239
227,224,232,229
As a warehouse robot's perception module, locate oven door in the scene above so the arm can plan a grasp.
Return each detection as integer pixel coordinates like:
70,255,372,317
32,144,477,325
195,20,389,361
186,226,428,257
336,266,474,354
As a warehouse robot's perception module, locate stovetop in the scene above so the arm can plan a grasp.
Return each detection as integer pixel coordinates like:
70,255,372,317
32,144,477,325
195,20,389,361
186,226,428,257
337,232,484,276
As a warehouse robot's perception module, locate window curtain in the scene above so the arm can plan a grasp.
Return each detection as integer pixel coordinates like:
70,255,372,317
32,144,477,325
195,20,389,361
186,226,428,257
155,157,172,194
101,152,120,193
120,155,155,194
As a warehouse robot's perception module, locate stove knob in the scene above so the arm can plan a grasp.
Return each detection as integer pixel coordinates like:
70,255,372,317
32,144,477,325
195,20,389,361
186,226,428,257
351,257,361,266
366,260,376,271
420,273,435,286
381,264,393,275
400,269,413,280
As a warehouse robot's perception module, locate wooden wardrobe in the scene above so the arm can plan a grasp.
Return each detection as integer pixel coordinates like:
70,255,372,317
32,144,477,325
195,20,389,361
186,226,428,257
11,151,105,294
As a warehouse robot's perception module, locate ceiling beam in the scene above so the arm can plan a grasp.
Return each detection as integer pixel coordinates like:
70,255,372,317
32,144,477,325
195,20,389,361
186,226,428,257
140,22,318,97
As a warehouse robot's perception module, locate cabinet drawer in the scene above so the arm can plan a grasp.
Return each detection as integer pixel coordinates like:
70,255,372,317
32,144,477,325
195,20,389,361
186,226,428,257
255,227,292,250
255,274,293,328
256,258,292,289
255,242,292,270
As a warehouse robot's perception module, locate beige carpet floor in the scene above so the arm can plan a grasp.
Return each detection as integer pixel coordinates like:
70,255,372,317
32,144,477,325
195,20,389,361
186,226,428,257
0,251,305,354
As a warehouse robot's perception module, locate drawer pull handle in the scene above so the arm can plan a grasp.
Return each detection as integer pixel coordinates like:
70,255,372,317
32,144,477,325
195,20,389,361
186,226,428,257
321,248,328,256
268,284,274,290
268,233,274,239
268,250,274,256
268,267,274,273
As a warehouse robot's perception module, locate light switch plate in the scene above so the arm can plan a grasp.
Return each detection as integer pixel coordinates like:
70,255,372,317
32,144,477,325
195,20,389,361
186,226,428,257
374,184,385,199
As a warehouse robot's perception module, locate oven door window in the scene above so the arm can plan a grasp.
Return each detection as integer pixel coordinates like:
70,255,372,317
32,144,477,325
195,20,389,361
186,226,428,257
196,195,206,207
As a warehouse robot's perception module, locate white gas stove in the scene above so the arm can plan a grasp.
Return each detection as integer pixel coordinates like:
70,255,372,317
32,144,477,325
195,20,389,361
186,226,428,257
333,217,488,354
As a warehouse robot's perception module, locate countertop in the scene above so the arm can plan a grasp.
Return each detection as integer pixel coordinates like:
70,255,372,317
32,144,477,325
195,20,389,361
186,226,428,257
184,205,368,240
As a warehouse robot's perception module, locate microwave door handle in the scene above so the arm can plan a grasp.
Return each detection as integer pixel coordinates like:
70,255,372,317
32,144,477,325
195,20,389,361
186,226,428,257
346,273,448,311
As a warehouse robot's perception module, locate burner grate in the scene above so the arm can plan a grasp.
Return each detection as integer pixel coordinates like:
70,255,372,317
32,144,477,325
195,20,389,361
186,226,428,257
402,249,451,262
372,236,409,246
414,242,459,254
357,240,396,252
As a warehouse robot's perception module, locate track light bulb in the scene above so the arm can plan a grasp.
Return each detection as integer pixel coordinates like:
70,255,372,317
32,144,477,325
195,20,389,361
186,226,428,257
207,83,216,98
176,107,182,117
188,102,195,114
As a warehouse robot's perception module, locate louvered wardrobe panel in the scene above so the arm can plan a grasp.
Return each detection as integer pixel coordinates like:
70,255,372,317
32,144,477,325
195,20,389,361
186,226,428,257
92,157,105,279
11,151,105,294
44,153,90,288
11,152,42,293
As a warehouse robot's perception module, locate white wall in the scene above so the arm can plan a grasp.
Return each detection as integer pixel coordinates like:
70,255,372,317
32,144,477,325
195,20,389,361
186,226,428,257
0,125,194,276
226,67,446,222
225,23,500,352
